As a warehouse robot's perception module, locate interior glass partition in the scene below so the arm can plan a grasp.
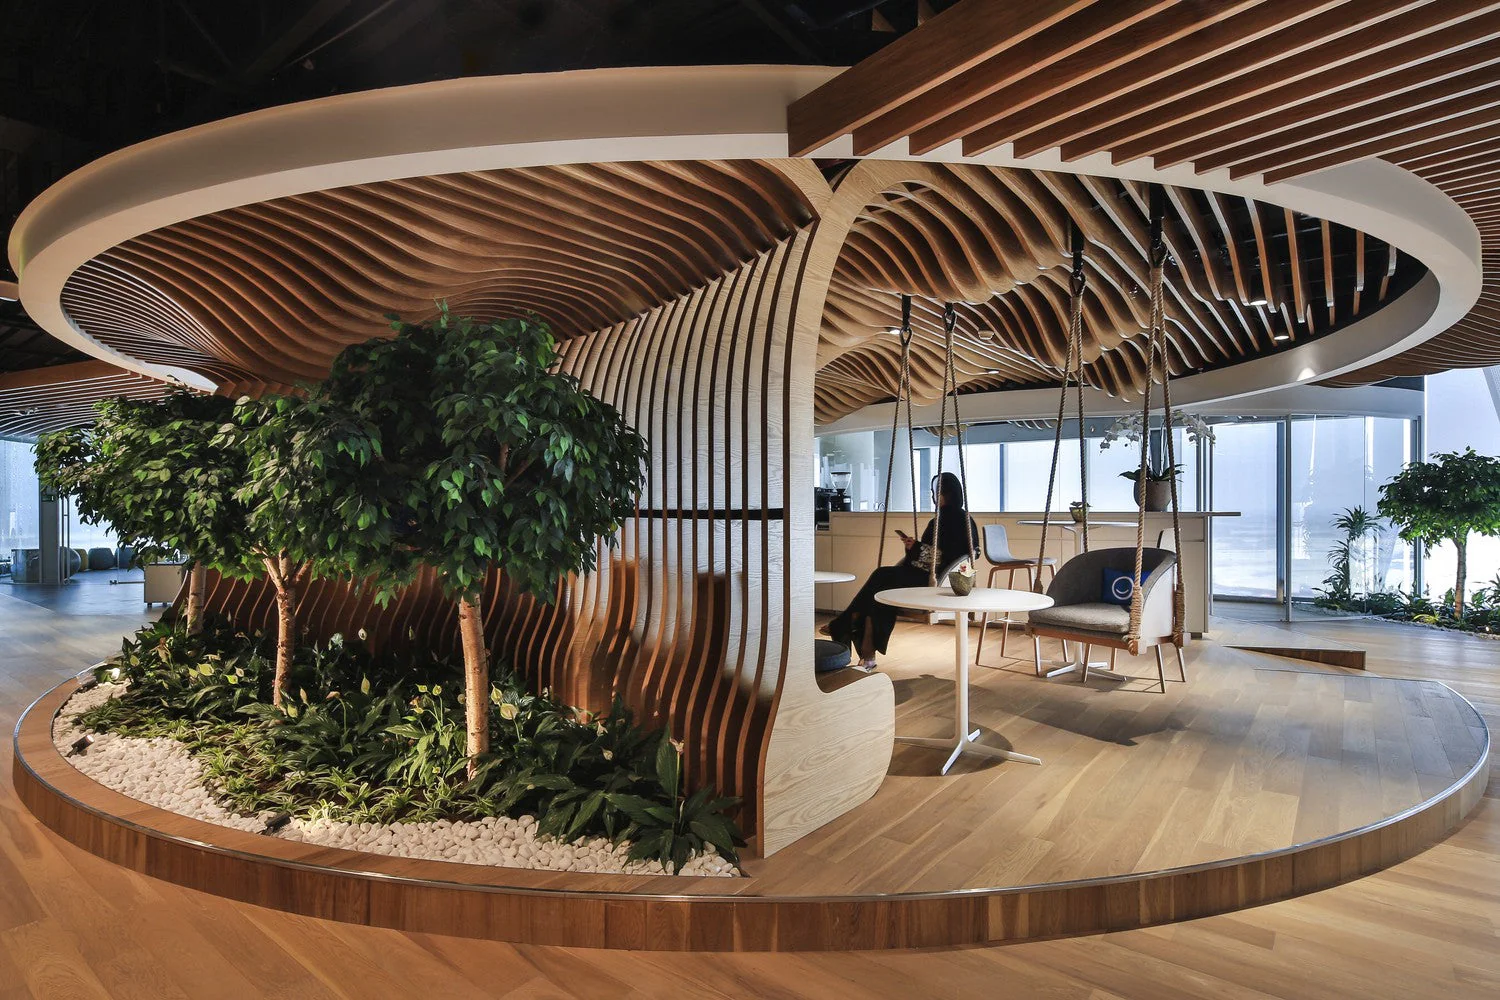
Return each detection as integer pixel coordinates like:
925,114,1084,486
1209,419,1282,600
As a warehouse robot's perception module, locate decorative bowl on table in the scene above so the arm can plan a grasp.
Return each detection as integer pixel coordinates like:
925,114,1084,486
949,559,976,596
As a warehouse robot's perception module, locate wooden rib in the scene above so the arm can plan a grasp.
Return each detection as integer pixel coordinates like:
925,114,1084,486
0,361,176,439
785,0,1094,155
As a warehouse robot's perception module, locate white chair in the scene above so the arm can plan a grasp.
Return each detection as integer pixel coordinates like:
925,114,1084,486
975,523,1057,662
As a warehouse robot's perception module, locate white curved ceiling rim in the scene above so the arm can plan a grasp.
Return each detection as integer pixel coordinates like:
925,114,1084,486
9,65,1481,400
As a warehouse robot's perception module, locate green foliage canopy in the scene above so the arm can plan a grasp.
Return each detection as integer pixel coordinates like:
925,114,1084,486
1377,448,1500,548
306,307,649,603
35,392,248,571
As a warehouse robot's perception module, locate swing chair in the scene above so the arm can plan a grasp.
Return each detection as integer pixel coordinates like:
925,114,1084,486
1022,194,1188,693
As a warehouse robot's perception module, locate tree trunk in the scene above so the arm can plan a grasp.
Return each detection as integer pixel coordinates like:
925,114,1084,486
457,594,490,778
185,563,206,635
1454,537,1468,619
272,581,298,707
264,554,300,708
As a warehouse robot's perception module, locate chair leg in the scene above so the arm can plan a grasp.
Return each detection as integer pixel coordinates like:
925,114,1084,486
975,565,1000,663
1082,644,1091,683
1154,645,1166,693
1000,567,1017,657
1032,635,1042,677
1176,643,1187,683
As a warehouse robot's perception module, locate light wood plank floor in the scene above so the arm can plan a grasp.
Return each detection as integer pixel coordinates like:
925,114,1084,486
2,587,1497,997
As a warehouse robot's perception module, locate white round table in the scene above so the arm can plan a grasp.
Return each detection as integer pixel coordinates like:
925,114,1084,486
814,570,856,584
875,586,1054,775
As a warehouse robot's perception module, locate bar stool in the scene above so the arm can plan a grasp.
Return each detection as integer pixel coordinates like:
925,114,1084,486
975,523,1056,662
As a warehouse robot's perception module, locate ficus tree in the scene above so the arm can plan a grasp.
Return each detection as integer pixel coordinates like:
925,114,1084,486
1378,447,1500,617
308,305,647,773
35,392,245,633
215,392,338,706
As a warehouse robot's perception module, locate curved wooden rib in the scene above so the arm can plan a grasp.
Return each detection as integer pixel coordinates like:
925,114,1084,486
788,0,1500,390
812,162,1416,424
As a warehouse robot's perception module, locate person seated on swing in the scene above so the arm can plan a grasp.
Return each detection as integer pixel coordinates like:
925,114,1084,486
821,471,980,672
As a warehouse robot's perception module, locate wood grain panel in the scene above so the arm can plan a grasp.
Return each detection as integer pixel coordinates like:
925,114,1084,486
0,360,175,439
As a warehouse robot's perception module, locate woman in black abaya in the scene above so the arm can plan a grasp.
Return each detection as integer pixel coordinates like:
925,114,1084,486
821,471,979,670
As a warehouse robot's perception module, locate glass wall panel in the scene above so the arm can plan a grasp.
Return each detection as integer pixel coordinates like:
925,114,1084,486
1210,420,1281,599
1423,367,1500,599
1,439,40,556
1288,415,1415,601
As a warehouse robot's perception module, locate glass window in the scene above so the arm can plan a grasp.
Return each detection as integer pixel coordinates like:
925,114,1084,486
1210,420,1281,599
0,439,40,555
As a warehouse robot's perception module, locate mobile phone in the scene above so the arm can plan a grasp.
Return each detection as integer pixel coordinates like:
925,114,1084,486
895,529,910,539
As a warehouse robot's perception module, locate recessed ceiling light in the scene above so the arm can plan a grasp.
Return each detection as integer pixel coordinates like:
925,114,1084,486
985,368,1001,374
885,327,903,335
1245,297,1270,306
1272,332,1291,342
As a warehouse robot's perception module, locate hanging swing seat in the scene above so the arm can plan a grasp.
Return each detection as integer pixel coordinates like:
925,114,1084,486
1026,547,1184,687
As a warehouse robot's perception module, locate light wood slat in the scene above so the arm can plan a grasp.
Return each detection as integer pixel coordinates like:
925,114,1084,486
785,0,1095,156
855,0,1184,156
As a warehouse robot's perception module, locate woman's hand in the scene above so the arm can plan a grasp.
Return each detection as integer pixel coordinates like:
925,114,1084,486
897,530,915,550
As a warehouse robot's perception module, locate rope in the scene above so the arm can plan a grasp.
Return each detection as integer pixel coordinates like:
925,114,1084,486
946,305,975,564
1070,243,1089,554
1128,190,1168,656
876,296,916,567
1161,329,1187,646
1036,225,1089,590
931,306,953,586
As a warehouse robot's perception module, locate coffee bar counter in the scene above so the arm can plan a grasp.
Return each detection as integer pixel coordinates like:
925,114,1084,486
814,511,1239,635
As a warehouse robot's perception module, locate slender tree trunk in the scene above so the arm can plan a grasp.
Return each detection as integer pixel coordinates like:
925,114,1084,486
1455,537,1468,619
264,555,300,708
457,593,490,778
185,563,206,635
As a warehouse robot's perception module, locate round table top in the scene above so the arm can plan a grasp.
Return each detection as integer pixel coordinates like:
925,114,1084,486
875,586,1054,613
814,569,857,584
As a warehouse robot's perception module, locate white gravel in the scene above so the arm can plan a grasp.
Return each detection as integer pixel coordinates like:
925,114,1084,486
53,679,736,877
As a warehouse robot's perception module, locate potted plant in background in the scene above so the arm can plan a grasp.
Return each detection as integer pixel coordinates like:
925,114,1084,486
1099,412,1215,512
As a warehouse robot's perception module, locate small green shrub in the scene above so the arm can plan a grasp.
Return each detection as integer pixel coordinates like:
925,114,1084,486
76,620,741,872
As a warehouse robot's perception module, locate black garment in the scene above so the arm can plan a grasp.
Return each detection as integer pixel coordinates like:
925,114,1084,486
826,514,980,656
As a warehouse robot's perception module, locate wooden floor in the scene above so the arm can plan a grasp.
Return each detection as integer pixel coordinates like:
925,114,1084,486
3,587,1498,995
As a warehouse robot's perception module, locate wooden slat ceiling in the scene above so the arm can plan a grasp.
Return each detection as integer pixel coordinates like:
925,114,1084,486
52,156,1415,426
0,361,175,440
60,161,815,386
790,0,1500,390
816,163,1417,423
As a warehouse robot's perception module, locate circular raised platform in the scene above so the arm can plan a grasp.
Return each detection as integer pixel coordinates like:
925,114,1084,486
13,644,1489,952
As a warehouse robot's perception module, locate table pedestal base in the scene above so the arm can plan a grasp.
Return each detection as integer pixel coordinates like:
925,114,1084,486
896,730,1043,775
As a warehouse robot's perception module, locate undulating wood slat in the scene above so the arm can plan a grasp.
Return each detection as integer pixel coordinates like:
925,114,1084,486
788,0,1500,390
190,235,896,854
0,361,176,438
11,605,1491,951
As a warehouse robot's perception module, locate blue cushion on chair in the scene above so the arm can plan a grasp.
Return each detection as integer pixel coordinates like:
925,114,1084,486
1101,568,1141,607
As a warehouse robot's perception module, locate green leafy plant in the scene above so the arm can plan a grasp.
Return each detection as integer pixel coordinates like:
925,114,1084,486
35,392,246,631
299,305,648,773
78,620,742,872
1378,448,1500,617
1314,506,1385,610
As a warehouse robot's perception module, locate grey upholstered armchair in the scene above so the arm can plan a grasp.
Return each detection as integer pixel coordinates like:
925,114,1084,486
1025,546,1185,690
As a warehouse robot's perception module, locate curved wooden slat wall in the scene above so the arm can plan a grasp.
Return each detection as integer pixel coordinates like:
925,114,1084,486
192,224,897,854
